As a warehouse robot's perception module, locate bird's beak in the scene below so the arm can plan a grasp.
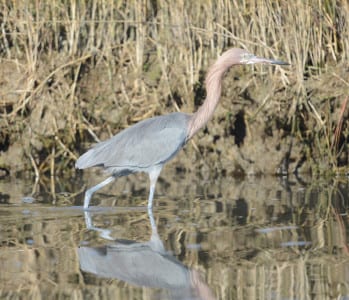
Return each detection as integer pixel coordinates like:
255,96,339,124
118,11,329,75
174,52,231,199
247,55,289,65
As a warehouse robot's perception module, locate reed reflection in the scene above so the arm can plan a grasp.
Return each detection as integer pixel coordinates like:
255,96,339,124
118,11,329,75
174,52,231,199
79,210,215,300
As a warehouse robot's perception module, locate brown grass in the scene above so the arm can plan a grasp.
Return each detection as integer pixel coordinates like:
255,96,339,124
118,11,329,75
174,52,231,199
0,0,348,177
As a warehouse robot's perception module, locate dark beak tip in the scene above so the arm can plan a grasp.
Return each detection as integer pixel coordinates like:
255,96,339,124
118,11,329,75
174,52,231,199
272,60,290,66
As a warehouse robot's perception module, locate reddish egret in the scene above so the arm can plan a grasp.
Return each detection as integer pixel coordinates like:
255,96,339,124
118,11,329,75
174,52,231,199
76,48,288,210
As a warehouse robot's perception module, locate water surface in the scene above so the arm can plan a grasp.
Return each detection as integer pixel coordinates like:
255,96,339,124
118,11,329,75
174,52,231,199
1,173,349,299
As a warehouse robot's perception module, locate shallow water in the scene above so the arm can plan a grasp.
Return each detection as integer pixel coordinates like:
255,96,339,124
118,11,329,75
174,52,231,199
1,172,349,300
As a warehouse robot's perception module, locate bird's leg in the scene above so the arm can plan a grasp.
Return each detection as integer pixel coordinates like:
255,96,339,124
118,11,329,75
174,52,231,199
147,208,166,253
83,211,113,240
83,176,115,209
84,211,93,228
147,207,157,230
147,165,162,211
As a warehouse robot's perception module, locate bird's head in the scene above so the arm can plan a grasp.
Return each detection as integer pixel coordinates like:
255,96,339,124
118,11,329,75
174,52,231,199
220,48,289,66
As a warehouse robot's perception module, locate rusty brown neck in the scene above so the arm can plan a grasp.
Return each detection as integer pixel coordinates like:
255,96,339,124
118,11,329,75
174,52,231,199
187,58,233,140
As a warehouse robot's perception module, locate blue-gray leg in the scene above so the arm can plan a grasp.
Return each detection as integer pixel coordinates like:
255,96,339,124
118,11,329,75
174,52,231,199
148,205,156,229
147,165,162,211
147,208,165,252
84,211,113,240
83,176,115,209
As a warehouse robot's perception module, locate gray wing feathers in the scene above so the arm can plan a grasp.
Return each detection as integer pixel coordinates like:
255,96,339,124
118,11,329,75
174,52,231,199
76,113,189,172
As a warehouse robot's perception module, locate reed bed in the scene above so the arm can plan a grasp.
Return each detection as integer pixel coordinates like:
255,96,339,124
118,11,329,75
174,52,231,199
0,0,348,177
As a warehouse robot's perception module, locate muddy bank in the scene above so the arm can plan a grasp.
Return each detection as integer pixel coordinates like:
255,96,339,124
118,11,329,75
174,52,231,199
0,1,348,178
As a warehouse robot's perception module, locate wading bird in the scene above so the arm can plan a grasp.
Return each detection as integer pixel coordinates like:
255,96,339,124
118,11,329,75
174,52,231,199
76,48,288,210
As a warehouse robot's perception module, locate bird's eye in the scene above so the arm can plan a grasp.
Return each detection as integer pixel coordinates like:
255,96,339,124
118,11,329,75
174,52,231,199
240,53,253,63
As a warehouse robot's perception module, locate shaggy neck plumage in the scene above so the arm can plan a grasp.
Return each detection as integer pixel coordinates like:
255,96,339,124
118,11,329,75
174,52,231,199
187,54,237,139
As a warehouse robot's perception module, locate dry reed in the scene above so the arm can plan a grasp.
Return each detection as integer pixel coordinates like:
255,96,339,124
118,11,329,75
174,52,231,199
0,0,348,177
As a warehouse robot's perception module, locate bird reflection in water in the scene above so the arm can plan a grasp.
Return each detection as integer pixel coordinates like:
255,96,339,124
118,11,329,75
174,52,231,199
78,210,215,300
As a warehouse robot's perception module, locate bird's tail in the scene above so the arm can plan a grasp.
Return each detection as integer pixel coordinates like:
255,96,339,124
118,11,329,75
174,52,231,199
75,148,100,169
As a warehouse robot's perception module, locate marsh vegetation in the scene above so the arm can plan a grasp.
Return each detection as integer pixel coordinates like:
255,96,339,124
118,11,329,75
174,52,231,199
0,1,348,178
